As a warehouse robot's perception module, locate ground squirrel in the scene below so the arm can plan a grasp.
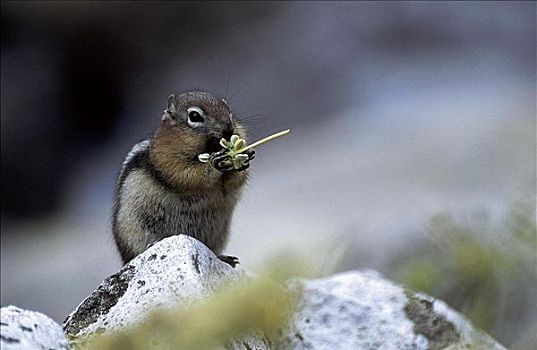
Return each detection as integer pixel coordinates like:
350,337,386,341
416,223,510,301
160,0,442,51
112,91,254,266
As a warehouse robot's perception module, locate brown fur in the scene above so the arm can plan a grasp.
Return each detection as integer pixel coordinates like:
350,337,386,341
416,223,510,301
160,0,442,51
150,113,248,192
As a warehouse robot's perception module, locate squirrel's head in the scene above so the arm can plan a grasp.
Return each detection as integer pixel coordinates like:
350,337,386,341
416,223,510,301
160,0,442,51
155,91,246,160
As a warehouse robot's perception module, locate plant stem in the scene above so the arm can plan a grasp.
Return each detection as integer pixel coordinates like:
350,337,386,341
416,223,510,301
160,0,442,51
234,129,291,154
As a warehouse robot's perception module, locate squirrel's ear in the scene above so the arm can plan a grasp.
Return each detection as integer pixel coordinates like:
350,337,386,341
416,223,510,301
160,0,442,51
161,111,177,125
167,94,177,113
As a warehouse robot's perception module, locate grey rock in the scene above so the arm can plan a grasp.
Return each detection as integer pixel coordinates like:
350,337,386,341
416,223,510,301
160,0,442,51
281,271,506,350
62,234,505,350
0,305,69,350
63,234,268,349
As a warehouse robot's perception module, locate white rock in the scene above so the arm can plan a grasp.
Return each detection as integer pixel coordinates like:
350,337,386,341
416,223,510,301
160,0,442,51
281,270,506,350
63,235,506,350
0,305,69,350
63,234,268,349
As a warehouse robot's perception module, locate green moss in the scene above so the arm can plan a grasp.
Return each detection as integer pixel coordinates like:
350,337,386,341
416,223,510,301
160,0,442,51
394,201,537,345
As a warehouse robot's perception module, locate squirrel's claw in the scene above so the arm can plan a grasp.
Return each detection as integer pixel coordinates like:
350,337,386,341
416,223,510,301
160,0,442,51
235,163,250,171
218,255,239,268
245,149,255,161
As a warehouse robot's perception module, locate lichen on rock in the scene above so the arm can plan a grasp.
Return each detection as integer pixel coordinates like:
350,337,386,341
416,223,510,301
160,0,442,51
62,235,265,349
403,291,460,349
63,264,135,336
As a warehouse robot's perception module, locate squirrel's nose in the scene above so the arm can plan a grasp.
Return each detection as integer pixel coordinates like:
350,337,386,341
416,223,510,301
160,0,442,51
221,126,234,140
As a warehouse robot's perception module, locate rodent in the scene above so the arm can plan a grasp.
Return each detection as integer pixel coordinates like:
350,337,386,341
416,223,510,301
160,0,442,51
112,91,254,267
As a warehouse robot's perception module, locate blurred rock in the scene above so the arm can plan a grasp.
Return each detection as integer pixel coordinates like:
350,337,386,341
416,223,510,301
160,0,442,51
282,271,506,350
0,305,69,350
62,235,268,349
63,234,505,349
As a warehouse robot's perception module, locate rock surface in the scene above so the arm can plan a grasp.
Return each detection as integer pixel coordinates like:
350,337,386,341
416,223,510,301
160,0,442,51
63,234,268,349
63,234,505,350
0,305,69,350
281,271,506,350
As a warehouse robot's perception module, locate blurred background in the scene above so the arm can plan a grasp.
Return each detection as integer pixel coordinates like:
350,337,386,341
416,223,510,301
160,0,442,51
1,1,535,348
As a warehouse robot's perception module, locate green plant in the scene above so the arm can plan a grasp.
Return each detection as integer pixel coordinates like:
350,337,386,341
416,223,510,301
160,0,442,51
198,129,290,169
394,201,537,346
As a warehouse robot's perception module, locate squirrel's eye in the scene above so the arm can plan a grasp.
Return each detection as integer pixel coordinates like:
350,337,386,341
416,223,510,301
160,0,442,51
189,110,203,122
187,107,204,127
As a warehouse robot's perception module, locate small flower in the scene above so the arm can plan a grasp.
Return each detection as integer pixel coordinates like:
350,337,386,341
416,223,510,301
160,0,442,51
218,134,247,157
232,153,250,169
230,134,240,145
198,129,289,166
220,138,231,150
234,138,245,151
223,135,246,155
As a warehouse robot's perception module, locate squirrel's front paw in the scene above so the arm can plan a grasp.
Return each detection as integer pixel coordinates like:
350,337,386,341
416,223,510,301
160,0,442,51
210,149,255,172
210,150,234,172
